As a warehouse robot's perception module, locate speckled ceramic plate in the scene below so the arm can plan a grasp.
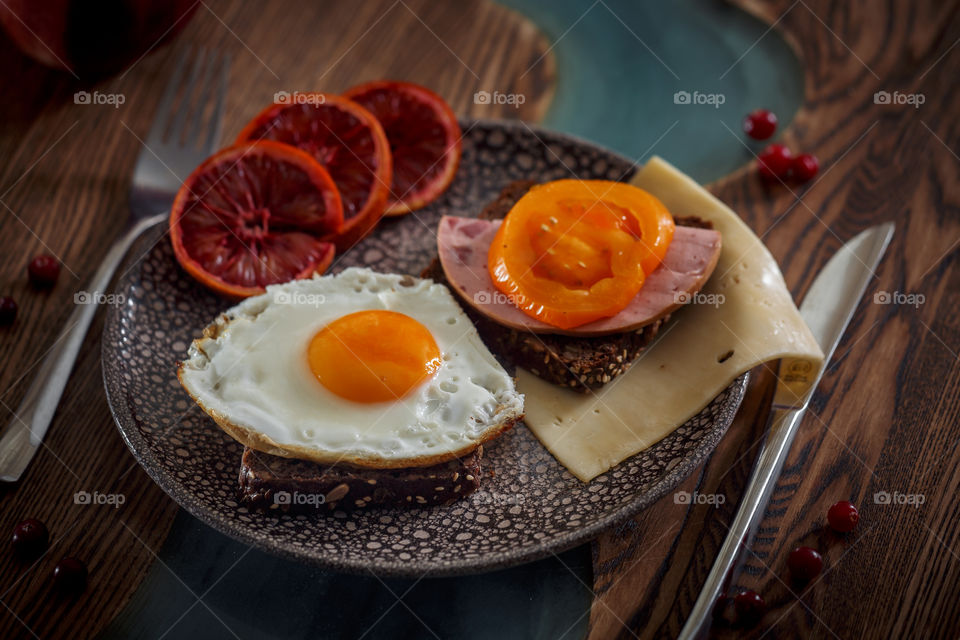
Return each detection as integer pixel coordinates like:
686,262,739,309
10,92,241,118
102,119,748,577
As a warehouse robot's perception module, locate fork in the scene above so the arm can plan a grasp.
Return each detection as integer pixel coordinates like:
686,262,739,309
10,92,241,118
0,47,231,482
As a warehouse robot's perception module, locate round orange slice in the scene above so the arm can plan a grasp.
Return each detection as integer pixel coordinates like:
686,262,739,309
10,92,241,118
344,80,461,215
236,93,391,251
169,141,342,299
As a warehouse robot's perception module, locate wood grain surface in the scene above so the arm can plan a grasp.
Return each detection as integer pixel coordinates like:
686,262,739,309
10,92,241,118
588,1,960,638
0,2,550,638
0,0,957,639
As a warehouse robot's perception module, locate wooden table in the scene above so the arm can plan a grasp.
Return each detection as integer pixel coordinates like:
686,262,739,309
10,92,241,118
0,1,957,638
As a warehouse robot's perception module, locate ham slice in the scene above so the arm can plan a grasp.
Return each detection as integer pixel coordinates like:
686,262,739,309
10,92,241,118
437,215,722,337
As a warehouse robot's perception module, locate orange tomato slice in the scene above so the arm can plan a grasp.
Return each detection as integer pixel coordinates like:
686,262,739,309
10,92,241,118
487,180,674,329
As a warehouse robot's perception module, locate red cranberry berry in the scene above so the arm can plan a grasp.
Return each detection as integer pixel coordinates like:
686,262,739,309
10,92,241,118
757,144,793,181
0,297,17,325
792,153,820,182
743,109,778,140
733,590,766,626
53,556,88,593
28,254,60,288
787,546,823,581
828,500,860,533
12,518,49,558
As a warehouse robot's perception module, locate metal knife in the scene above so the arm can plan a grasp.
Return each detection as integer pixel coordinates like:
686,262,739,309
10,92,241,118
678,222,895,639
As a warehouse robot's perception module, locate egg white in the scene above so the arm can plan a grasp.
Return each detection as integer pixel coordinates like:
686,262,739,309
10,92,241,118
178,268,523,466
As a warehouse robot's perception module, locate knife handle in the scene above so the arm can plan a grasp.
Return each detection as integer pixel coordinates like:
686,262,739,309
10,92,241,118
0,214,164,482
678,406,807,639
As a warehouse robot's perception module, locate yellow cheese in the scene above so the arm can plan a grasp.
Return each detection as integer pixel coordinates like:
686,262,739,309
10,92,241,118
518,157,824,482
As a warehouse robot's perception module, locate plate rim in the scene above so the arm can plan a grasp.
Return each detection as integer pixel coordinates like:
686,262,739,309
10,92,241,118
101,118,749,577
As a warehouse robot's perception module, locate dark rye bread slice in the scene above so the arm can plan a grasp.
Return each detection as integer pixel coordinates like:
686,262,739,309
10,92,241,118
239,446,484,512
422,180,714,392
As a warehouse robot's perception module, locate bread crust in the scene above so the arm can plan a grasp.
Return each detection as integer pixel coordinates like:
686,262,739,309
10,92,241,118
238,446,484,511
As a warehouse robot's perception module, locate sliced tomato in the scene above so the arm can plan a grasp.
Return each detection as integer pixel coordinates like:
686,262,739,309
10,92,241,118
487,180,675,329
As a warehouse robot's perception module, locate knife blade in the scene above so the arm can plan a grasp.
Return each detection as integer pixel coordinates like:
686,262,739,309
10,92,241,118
678,222,895,639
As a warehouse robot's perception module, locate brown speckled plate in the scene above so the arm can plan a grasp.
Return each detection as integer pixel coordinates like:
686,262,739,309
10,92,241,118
102,119,748,577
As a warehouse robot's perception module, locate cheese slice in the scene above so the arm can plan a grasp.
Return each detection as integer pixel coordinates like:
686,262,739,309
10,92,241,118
519,157,825,481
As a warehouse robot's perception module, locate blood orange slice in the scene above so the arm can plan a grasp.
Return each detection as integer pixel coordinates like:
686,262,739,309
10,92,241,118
235,93,391,251
170,141,341,299
344,81,461,215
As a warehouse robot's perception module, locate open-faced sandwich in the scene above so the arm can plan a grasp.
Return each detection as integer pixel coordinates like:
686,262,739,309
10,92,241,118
424,179,722,391
178,270,523,511
504,158,824,482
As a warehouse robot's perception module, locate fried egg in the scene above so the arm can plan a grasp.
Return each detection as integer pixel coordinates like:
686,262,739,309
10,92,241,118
177,268,523,468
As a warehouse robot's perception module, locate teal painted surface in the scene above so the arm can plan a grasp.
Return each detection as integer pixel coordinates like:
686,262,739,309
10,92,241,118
100,512,592,640
101,2,803,639
501,0,803,183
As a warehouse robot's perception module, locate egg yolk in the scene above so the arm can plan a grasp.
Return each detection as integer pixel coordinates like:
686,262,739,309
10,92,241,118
307,310,441,403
